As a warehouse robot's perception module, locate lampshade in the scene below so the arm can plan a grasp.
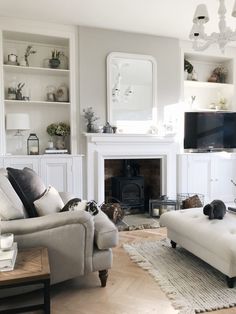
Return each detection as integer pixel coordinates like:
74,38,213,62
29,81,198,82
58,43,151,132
193,4,209,24
232,0,236,17
6,113,30,130
189,24,200,39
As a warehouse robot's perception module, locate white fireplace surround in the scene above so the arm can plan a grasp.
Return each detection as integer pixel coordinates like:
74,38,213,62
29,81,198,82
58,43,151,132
84,133,178,205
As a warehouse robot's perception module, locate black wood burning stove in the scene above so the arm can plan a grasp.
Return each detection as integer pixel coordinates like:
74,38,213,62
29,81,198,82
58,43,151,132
111,176,144,212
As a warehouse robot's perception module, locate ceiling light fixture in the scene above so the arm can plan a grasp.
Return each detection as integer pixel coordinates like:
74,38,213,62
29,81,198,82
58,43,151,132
190,0,236,53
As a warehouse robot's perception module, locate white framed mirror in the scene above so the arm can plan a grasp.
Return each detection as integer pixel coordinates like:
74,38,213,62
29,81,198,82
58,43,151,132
107,52,157,133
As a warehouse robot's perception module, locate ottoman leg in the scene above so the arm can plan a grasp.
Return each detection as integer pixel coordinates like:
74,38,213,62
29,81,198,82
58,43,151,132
170,240,177,248
226,276,235,288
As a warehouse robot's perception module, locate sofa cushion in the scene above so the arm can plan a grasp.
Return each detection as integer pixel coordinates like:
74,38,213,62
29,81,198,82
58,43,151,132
0,168,26,218
34,186,64,216
7,167,46,218
0,188,24,220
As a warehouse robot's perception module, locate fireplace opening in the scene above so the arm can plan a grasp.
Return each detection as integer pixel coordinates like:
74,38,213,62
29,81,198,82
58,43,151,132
105,159,161,213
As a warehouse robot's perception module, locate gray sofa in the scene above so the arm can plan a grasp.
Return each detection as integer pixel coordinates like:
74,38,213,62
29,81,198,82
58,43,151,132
0,168,119,288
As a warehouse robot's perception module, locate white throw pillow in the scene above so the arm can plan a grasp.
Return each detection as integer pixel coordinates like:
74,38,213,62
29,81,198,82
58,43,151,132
33,185,64,216
0,188,24,220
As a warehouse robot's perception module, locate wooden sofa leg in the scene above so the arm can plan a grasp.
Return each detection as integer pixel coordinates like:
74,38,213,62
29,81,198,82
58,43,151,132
170,240,177,248
226,276,235,288
99,270,108,287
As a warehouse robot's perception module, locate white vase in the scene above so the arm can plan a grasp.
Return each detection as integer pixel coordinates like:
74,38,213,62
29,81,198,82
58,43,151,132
55,136,65,149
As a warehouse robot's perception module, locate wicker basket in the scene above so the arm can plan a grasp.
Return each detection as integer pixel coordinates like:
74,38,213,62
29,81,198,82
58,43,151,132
177,193,204,209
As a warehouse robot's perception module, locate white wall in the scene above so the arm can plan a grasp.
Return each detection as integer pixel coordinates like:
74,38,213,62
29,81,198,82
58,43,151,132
78,26,181,152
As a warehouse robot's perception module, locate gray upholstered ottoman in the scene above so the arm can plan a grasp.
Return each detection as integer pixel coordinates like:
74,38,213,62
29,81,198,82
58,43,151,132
160,207,236,288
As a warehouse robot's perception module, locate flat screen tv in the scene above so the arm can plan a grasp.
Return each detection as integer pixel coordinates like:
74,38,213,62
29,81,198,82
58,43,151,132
184,112,236,151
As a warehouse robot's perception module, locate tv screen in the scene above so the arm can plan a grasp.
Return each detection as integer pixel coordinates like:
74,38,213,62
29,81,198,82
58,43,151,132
184,112,236,150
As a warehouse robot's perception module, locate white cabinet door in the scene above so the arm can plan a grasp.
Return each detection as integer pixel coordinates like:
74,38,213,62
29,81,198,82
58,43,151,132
186,154,212,203
212,156,236,202
3,157,40,173
40,157,73,193
178,153,236,204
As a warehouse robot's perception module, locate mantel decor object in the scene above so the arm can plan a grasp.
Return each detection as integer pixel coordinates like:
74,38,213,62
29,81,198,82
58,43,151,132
27,133,39,155
83,107,99,133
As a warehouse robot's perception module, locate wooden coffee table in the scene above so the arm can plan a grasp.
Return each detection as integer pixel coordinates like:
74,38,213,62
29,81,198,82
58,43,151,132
0,247,51,314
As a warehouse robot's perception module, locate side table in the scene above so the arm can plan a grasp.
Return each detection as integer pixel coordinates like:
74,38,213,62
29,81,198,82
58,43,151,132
0,247,51,314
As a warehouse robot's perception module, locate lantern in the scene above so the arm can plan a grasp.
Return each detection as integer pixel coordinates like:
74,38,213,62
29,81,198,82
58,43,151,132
27,133,39,155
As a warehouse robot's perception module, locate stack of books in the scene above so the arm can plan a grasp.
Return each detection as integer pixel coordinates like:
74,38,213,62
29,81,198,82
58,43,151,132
44,149,68,154
0,242,18,272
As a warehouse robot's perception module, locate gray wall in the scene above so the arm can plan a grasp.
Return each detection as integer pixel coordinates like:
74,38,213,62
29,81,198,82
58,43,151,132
78,26,181,152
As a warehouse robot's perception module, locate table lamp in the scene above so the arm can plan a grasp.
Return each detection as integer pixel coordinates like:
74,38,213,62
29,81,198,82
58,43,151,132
6,113,30,153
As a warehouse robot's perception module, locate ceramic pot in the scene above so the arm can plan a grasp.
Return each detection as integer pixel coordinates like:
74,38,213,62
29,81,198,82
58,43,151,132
55,136,65,149
49,58,60,69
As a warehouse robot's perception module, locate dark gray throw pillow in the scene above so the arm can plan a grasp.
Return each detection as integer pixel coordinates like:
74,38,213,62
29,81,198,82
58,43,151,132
7,167,46,218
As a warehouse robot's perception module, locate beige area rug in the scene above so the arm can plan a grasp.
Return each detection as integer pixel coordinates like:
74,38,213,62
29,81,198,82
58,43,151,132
124,239,236,314
117,213,160,231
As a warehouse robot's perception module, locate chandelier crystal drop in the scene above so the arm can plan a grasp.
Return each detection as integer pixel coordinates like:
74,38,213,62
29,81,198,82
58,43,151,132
190,0,236,53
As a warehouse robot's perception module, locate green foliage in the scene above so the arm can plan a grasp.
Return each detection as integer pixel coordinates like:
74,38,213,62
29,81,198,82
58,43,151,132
46,122,70,136
184,59,193,74
83,107,99,124
16,82,25,93
25,45,36,58
51,49,64,59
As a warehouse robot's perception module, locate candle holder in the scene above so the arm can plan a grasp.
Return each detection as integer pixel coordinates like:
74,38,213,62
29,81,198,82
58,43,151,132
27,133,39,155
0,233,14,250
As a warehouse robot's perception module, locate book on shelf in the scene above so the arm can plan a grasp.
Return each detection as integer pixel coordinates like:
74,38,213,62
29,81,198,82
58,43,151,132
44,149,68,154
0,242,18,272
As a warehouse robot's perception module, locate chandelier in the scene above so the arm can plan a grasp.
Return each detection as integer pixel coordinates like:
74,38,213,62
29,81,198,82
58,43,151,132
190,0,236,52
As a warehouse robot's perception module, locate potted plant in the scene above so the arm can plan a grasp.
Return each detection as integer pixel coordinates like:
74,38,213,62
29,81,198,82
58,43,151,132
49,49,64,69
15,82,25,100
184,59,193,80
83,107,99,133
46,122,70,149
24,45,36,67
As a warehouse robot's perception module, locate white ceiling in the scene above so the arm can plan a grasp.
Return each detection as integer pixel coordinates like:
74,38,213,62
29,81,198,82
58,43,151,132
1,0,236,42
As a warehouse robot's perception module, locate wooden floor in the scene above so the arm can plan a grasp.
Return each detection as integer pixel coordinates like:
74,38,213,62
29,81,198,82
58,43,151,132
1,228,236,314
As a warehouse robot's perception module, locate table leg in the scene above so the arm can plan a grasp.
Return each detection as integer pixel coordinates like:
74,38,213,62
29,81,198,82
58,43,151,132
44,279,51,314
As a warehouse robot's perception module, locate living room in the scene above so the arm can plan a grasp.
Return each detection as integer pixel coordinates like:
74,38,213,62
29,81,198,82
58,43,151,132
1,0,236,313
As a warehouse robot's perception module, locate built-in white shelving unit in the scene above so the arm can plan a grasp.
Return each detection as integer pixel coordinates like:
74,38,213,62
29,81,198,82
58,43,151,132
184,52,234,111
0,20,78,156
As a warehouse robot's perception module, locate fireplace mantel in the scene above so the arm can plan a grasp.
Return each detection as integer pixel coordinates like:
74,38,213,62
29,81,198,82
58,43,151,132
84,132,176,144
84,133,178,204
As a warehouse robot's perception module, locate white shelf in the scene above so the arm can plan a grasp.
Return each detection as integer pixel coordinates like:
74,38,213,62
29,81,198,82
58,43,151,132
184,80,233,88
3,64,70,76
4,99,70,105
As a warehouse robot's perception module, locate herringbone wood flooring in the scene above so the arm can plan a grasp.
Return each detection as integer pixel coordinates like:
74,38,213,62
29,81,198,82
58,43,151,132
1,228,236,313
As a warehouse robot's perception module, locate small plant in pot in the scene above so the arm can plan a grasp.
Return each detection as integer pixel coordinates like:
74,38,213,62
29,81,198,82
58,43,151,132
49,49,64,69
15,82,25,100
184,59,193,80
46,122,70,149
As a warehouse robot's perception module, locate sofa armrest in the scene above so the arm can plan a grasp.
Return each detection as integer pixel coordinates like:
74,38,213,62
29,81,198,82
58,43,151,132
93,210,119,250
1,211,95,284
1,210,92,235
